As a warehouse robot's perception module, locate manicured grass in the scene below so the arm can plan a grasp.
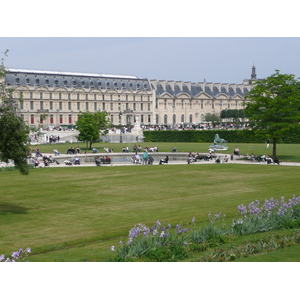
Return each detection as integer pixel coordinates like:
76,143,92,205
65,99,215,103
1,163,300,261
235,243,300,262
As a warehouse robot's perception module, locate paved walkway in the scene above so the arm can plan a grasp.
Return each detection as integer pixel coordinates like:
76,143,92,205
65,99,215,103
2,153,300,168
26,153,300,168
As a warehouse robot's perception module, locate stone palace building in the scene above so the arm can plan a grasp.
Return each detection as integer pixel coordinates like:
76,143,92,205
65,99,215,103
4,66,257,129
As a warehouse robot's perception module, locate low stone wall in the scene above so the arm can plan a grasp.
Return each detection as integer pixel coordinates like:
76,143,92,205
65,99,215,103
48,152,191,164
102,133,144,144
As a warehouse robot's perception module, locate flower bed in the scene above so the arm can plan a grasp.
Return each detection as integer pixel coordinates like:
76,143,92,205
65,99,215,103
109,195,300,261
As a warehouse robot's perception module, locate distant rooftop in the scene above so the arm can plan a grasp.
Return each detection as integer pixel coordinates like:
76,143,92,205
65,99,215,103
7,68,139,80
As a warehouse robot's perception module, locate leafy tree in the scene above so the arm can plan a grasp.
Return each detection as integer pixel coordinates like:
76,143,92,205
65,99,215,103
204,113,220,127
0,51,30,175
244,70,300,159
220,109,245,127
76,111,111,149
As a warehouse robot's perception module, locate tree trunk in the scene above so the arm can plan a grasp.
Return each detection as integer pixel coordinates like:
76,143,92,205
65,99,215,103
272,137,277,159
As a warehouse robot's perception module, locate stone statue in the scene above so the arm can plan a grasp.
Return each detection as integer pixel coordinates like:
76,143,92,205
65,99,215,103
209,134,228,151
214,134,227,145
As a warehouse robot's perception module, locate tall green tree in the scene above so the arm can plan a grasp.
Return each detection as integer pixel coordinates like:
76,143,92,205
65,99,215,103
76,111,110,149
0,51,30,175
244,70,300,159
204,113,220,127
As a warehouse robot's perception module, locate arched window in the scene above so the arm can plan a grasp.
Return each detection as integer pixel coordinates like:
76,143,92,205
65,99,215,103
173,114,176,124
156,114,159,124
189,114,193,123
181,114,184,123
200,114,205,123
164,114,168,124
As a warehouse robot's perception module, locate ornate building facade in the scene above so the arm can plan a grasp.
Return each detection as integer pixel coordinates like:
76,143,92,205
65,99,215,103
4,67,256,128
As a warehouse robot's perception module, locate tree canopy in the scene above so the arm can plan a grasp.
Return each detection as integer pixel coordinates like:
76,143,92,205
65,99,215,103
220,109,245,122
0,52,30,175
204,113,220,127
244,70,300,158
76,111,111,149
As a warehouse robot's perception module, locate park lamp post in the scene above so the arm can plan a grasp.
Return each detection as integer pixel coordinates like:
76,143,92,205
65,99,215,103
119,111,122,143
172,104,175,130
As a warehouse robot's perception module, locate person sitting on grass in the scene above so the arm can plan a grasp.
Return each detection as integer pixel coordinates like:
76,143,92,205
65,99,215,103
53,148,60,156
234,146,240,156
66,146,75,154
76,146,81,154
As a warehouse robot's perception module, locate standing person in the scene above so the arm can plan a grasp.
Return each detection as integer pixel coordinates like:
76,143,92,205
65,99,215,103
142,150,149,165
266,138,270,148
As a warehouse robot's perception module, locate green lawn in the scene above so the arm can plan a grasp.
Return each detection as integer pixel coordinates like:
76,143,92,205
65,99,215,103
235,243,300,262
1,163,300,261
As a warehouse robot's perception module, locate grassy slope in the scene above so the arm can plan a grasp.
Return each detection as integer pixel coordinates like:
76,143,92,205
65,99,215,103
1,163,300,261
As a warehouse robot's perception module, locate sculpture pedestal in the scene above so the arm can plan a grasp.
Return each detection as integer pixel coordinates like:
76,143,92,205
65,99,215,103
105,118,144,143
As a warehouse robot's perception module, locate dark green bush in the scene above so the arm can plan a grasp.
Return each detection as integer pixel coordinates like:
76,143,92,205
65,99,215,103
143,129,300,144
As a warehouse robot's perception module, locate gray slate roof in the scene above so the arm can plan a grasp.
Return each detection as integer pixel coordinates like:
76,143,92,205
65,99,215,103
155,82,250,98
5,69,151,91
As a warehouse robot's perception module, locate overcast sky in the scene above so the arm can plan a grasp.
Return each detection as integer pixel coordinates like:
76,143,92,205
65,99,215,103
1,37,300,84
1,1,300,85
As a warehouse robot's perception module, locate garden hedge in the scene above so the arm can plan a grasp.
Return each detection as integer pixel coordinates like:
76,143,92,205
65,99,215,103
143,129,300,144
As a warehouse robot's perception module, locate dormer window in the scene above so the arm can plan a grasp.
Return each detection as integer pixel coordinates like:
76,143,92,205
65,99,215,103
26,78,30,86
45,79,50,86
36,79,40,86
81,81,85,87
73,80,77,87
15,78,20,85
64,80,68,87
55,80,59,87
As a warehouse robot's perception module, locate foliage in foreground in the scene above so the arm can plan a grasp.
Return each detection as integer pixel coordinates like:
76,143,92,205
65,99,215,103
0,52,30,175
0,247,31,262
244,70,300,159
198,230,300,262
109,195,300,262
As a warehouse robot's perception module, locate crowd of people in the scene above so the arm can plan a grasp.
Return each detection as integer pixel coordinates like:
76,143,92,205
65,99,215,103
26,136,281,168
